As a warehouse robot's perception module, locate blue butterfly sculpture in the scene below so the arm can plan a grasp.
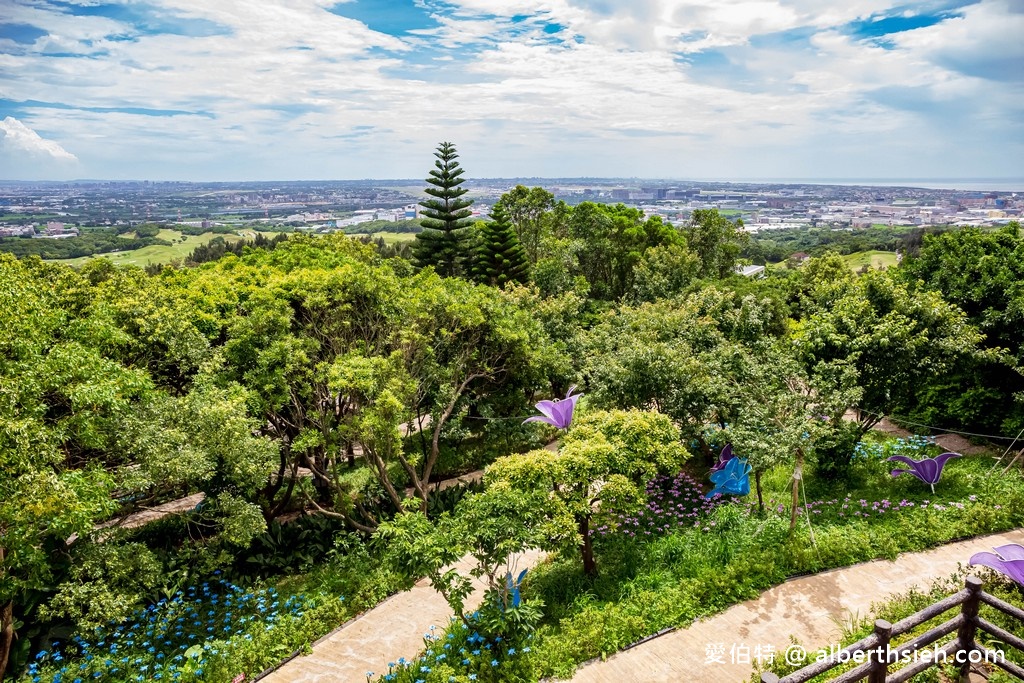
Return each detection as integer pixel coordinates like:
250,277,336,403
705,445,752,499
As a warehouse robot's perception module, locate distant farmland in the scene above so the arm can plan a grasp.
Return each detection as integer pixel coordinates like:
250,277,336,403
842,250,898,271
57,229,243,267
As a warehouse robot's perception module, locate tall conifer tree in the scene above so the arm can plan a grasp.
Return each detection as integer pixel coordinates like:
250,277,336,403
472,203,530,287
412,142,474,277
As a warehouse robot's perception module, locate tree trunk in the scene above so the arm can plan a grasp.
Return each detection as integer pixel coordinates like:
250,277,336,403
579,516,597,577
0,599,12,681
790,450,804,532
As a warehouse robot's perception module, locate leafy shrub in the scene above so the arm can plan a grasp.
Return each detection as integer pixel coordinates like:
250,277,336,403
235,514,345,578
813,421,862,481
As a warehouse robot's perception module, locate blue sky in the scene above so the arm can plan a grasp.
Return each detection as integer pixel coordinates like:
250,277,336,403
0,0,1021,181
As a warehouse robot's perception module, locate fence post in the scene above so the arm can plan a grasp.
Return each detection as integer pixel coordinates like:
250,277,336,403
868,619,893,683
956,576,983,682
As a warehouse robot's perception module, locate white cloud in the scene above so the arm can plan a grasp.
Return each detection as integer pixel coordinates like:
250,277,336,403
0,0,1020,180
0,116,80,180
0,116,78,161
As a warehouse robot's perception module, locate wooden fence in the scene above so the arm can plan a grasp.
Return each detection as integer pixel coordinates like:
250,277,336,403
761,576,1024,683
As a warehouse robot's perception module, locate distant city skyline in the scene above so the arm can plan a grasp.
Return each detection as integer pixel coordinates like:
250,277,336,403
1,0,1022,182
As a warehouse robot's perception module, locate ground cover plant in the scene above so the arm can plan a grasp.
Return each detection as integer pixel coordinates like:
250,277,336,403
21,539,405,683
366,615,538,683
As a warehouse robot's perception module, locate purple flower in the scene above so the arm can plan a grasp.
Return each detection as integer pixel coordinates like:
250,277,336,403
710,444,734,472
523,385,583,430
969,544,1024,586
888,451,961,493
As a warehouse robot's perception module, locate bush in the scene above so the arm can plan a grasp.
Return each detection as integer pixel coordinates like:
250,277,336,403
812,421,862,481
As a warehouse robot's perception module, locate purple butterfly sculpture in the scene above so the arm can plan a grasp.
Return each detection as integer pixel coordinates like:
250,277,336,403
969,544,1024,587
887,451,961,494
523,385,583,430
711,444,734,472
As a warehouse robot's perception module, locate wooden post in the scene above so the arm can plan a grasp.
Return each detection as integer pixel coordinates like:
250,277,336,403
868,619,893,683
957,576,983,682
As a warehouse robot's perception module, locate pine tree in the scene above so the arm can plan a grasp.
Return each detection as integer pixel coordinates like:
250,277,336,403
472,203,530,287
412,142,475,277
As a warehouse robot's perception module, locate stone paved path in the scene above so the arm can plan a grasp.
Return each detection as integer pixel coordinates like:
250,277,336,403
260,548,545,683
569,528,1024,683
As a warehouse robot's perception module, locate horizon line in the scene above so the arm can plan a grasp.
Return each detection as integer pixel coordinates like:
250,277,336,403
2,176,1022,185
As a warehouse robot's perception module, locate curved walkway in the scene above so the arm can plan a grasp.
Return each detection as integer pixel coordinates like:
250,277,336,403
260,548,545,683
570,528,1024,683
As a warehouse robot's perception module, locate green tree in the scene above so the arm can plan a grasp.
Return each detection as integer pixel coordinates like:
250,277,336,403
472,204,530,287
412,142,475,277
494,185,558,265
566,202,687,300
684,209,748,279
0,256,278,677
584,287,787,459
486,409,690,576
378,484,568,635
792,270,986,438
203,235,554,526
714,343,860,521
900,223,1024,433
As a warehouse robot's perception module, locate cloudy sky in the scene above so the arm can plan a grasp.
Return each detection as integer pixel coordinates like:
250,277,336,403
1,0,1021,181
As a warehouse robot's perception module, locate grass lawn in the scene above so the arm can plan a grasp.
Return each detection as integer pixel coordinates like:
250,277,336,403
353,231,417,245
55,229,242,267
843,250,898,271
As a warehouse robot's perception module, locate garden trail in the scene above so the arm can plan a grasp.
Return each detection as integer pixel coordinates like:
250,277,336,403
259,548,546,683
569,528,1024,683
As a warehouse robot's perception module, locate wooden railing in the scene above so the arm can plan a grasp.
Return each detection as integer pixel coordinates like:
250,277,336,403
761,576,1024,683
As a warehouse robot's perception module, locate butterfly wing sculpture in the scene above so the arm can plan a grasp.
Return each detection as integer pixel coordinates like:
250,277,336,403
969,544,1024,587
888,451,961,494
523,385,583,430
